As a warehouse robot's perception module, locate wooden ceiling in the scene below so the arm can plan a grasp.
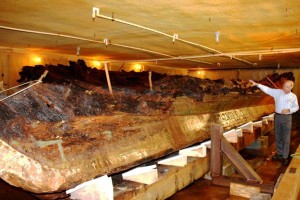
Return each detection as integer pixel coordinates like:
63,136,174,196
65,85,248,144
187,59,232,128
0,0,300,69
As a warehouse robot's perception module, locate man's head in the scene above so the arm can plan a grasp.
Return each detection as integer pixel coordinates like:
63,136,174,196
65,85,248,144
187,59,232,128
283,80,294,94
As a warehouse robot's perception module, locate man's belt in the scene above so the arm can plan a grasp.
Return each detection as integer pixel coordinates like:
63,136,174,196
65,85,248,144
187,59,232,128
275,112,291,115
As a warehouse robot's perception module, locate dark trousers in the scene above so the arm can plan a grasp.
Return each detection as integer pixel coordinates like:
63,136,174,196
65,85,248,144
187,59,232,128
274,114,292,159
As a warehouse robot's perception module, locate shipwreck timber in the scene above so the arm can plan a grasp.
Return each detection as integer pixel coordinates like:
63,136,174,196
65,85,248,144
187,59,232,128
0,60,292,194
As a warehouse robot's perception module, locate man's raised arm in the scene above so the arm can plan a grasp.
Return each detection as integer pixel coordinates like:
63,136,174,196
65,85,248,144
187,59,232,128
249,80,278,97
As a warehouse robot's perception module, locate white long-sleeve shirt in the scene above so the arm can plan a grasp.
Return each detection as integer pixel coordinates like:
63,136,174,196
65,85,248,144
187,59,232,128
257,84,299,114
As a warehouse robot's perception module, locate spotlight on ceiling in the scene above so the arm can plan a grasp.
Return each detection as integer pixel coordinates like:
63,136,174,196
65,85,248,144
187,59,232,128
33,56,42,63
92,60,101,68
134,64,142,72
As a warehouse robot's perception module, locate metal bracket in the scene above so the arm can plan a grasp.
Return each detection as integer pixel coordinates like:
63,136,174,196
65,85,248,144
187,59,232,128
92,7,100,20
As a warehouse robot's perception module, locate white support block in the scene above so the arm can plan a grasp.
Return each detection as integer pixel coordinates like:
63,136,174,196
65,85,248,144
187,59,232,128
235,128,243,137
262,117,268,125
201,140,212,149
158,155,187,167
122,165,158,185
238,122,253,133
66,175,113,200
223,129,238,143
253,120,263,128
179,144,207,157
266,113,274,121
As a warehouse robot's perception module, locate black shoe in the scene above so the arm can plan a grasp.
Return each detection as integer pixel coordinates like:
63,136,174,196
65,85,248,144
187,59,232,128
283,159,289,165
272,154,283,161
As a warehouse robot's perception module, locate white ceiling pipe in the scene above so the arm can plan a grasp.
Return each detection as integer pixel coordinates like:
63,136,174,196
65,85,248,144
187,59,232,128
0,25,212,66
108,47,300,64
92,7,253,66
0,25,106,45
113,43,213,65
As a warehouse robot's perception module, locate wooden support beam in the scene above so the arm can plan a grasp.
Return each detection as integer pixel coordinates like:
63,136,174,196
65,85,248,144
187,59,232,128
230,182,260,198
114,157,209,200
212,177,274,194
38,70,48,82
221,136,263,183
148,71,153,91
0,81,4,91
122,165,158,185
104,62,113,95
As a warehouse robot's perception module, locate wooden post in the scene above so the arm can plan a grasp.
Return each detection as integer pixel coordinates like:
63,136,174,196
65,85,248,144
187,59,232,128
211,124,223,178
0,81,4,91
104,63,113,95
148,71,153,91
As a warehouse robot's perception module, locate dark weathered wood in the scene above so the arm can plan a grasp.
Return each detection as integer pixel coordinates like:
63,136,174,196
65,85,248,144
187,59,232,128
0,61,287,194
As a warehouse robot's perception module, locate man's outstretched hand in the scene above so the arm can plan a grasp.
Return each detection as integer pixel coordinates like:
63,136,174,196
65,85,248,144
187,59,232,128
249,80,258,87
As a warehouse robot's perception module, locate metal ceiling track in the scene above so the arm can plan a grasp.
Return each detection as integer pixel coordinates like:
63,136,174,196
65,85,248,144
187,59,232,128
106,47,300,67
92,7,254,66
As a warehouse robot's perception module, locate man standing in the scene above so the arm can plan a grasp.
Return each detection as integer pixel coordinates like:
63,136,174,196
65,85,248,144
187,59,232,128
249,80,299,165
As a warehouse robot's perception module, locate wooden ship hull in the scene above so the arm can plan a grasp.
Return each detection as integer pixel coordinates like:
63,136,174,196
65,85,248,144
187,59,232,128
0,61,283,194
